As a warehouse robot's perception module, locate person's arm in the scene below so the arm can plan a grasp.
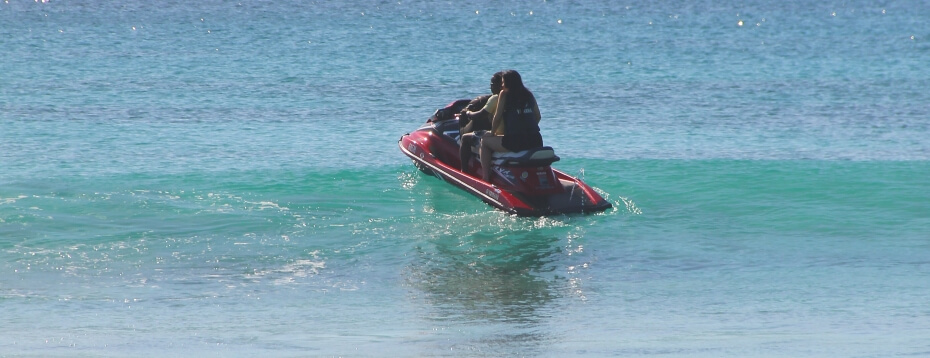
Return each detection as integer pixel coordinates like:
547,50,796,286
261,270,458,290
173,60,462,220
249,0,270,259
491,90,508,135
531,94,541,123
464,94,497,118
462,109,481,119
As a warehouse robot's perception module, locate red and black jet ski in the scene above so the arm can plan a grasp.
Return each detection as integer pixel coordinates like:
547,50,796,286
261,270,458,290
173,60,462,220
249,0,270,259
399,99,612,216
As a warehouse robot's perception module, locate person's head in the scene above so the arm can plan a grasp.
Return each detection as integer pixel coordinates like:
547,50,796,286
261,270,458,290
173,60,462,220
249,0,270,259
501,70,525,92
501,70,531,105
490,71,503,95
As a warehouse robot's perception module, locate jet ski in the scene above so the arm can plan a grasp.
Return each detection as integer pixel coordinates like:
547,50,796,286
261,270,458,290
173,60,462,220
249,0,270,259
398,99,612,216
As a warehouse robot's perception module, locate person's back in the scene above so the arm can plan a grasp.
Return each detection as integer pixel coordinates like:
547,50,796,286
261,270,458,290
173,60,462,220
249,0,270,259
478,70,542,181
498,92,542,152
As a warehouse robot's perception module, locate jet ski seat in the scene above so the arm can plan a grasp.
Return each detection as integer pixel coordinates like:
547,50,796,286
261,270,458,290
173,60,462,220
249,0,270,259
463,135,559,167
492,146,560,167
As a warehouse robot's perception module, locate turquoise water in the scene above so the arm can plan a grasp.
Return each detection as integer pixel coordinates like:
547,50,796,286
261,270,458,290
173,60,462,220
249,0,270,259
2,1,929,356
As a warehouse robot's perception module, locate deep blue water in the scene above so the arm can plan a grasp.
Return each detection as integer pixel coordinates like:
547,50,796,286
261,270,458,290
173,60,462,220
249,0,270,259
2,0,929,356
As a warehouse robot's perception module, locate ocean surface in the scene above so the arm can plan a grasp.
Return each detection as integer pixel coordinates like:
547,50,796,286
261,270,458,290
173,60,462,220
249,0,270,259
2,0,929,356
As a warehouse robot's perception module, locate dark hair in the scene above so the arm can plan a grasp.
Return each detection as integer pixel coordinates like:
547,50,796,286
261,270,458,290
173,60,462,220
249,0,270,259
491,71,503,85
501,70,531,108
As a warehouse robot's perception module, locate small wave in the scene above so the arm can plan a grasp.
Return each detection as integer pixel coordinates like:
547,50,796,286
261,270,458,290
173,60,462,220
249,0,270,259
247,253,326,286
0,195,28,205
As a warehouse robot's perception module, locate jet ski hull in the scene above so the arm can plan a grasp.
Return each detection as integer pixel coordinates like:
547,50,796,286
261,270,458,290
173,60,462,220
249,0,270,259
399,108,611,216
